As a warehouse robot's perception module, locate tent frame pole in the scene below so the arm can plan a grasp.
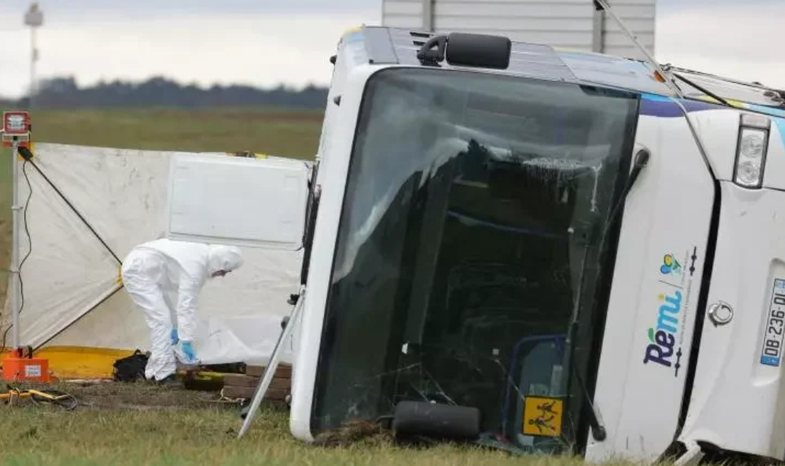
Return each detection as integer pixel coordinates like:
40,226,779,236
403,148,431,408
238,285,305,438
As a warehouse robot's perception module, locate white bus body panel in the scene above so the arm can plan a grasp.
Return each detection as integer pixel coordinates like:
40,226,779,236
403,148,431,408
687,109,740,181
763,118,785,190
586,96,715,462
679,190,785,457
289,38,380,442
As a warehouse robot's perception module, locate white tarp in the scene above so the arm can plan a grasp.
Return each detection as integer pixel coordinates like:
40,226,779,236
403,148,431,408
1,143,305,365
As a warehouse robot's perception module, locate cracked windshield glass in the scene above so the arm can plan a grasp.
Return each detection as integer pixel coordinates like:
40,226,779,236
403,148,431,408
312,68,639,453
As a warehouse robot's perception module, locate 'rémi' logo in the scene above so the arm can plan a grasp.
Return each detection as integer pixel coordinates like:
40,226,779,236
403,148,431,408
660,254,682,276
643,290,683,376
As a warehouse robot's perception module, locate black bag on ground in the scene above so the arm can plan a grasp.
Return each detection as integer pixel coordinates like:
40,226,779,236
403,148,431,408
113,350,149,382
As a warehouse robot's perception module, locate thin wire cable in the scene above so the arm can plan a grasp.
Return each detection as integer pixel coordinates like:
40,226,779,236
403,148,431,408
1,159,34,353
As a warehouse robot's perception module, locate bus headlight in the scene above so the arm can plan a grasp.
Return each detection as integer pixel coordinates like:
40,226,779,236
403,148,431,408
734,114,771,189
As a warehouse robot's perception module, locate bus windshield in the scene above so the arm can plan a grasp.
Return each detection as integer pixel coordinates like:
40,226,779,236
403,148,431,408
311,68,639,453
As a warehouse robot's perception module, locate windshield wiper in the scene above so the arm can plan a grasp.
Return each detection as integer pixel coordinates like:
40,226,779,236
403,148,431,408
566,242,608,442
566,148,651,442
670,72,734,108
570,338,607,441
565,286,607,442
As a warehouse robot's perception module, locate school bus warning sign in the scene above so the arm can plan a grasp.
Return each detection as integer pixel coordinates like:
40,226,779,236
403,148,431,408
522,396,563,437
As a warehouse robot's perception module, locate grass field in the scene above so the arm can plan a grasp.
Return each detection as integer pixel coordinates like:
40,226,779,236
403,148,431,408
25,107,324,158
0,383,598,466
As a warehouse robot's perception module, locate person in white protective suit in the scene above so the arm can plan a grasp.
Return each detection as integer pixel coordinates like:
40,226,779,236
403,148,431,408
121,238,244,383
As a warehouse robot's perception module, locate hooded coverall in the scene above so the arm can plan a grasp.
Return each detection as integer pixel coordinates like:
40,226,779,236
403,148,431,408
121,239,244,381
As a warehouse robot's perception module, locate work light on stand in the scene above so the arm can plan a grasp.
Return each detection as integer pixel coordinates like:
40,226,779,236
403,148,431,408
1,111,51,383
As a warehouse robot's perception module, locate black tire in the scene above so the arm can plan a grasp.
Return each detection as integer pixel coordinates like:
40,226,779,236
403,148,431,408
393,401,481,441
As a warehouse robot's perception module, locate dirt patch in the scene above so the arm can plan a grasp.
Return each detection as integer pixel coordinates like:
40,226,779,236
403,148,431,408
64,381,228,410
1,380,239,412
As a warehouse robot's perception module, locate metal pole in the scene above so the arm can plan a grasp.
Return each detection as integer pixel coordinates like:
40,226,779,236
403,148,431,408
10,140,20,350
238,286,305,438
592,8,605,53
422,0,433,32
29,26,36,109
593,0,683,99
24,3,43,108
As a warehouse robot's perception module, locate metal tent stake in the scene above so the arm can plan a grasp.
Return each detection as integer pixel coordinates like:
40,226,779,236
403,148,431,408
238,286,305,438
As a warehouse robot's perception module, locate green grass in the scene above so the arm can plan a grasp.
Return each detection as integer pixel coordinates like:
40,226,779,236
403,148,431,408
25,107,323,158
0,383,614,466
0,407,591,466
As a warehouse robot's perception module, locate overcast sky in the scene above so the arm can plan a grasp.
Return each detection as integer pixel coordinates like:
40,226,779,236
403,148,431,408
0,0,783,98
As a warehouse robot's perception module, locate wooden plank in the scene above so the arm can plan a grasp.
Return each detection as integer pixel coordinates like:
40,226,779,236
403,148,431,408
245,366,264,377
224,374,290,391
222,385,289,400
245,364,292,378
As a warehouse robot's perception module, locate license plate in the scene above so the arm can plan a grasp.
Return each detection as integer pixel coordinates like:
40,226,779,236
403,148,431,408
760,278,785,366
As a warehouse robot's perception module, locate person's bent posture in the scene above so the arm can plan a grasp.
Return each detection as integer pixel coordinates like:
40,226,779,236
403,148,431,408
121,239,243,383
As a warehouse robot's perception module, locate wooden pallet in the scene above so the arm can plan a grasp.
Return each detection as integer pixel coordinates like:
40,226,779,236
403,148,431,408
221,364,291,401
244,364,292,378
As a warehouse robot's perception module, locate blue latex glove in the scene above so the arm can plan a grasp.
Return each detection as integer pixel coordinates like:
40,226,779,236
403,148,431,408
170,328,179,345
181,341,196,363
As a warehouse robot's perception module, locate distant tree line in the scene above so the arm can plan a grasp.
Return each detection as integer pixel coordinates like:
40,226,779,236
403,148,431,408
5,76,329,109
